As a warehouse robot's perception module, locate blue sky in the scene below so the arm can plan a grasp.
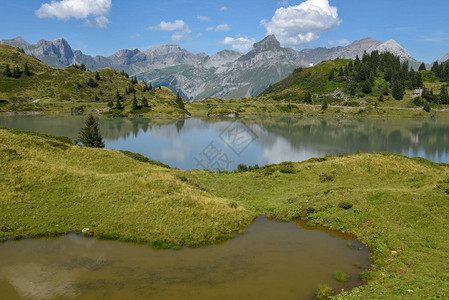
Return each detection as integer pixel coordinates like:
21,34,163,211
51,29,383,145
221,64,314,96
0,0,448,62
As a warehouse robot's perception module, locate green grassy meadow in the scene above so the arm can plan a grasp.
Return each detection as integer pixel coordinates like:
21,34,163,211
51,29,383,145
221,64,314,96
1,127,449,298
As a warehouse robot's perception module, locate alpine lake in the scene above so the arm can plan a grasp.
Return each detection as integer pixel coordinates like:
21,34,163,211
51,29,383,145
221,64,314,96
2,114,449,299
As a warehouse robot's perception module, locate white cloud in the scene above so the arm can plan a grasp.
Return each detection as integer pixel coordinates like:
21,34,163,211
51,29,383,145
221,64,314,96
278,0,289,6
220,6,228,11
262,0,342,46
206,24,231,32
220,36,255,52
35,0,111,20
148,20,186,31
84,16,110,28
172,28,193,41
197,15,210,22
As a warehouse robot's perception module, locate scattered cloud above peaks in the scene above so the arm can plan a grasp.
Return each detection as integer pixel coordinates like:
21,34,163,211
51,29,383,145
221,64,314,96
172,28,193,41
35,0,112,29
262,0,341,47
206,24,231,32
220,36,255,52
35,0,111,20
85,16,111,28
197,15,210,22
148,20,196,41
148,20,186,31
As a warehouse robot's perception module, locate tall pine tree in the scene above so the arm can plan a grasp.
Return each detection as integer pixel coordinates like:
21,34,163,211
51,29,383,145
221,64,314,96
132,94,139,110
3,64,12,77
77,114,104,148
175,92,185,110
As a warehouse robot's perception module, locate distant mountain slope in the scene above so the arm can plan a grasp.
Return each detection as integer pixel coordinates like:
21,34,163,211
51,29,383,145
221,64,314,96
0,44,184,114
1,36,423,100
439,53,449,64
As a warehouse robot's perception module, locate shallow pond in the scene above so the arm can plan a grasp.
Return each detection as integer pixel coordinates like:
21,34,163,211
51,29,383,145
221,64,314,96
1,115,449,170
0,216,370,300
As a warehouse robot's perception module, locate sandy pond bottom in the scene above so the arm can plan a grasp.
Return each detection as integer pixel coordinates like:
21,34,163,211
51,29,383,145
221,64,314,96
0,216,370,300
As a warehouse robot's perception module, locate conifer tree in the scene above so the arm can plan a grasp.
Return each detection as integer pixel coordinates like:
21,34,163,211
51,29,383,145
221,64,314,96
95,71,101,81
440,85,449,105
338,67,344,77
23,63,31,76
328,69,335,81
77,114,104,148
132,94,139,110
391,74,405,100
107,99,114,108
3,64,12,77
176,92,185,110
115,98,123,110
419,63,426,71
141,96,149,107
304,91,312,103
416,71,423,87
12,65,21,78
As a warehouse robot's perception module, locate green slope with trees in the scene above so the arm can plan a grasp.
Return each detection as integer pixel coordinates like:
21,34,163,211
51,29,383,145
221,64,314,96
0,44,188,116
259,51,449,109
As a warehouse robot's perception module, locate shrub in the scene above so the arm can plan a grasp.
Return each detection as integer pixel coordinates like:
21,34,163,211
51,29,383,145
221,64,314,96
237,163,248,172
229,202,238,209
316,284,334,299
279,165,296,174
320,173,335,182
333,271,349,282
338,201,353,210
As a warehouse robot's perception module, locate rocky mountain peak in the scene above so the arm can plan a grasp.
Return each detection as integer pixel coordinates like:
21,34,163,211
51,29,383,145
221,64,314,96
252,35,281,52
112,48,141,58
0,36,31,48
145,44,183,55
375,39,411,59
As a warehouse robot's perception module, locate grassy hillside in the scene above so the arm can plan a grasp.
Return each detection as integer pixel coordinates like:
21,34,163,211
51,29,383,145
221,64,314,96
260,59,350,102
0,44,187,116
0,128,251,246
1,128,449,298
192,155,449,299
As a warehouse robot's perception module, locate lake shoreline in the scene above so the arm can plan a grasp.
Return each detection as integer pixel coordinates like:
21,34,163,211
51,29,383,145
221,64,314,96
1,128,449,298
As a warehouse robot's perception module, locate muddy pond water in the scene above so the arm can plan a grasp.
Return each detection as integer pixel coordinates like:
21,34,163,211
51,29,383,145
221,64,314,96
0,216,370,300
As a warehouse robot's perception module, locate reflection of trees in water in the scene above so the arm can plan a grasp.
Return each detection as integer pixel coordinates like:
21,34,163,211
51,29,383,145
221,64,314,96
175,119,185,133
243,117,449,160
101,118,180,140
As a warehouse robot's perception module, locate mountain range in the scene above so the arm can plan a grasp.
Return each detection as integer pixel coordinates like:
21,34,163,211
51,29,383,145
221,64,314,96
1,35,435,101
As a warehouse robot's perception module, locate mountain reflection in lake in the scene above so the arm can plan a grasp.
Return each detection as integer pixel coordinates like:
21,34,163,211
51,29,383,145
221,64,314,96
1,115,449,170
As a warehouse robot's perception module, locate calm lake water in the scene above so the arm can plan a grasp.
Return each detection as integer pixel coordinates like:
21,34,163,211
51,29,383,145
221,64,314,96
0,216,370,300
1,115,449,170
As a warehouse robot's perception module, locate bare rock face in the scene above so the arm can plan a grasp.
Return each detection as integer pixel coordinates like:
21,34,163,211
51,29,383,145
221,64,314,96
1,35,422,100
